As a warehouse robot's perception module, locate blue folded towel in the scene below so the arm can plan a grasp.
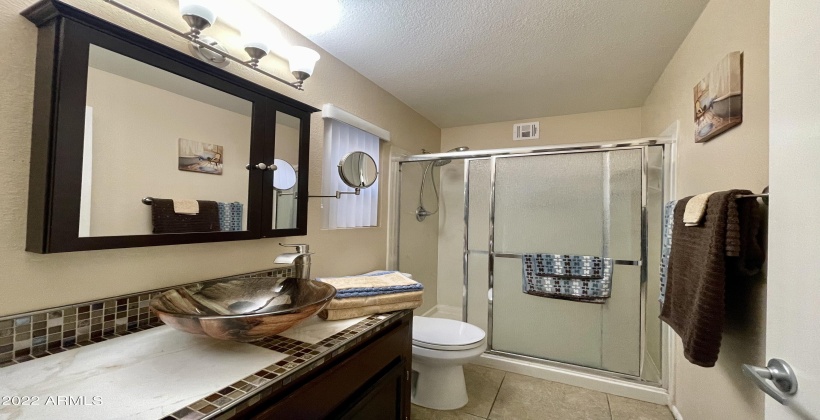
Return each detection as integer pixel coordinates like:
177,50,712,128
335,283,424,298
659,200,677,304
217,202,243,232
522,253,613,303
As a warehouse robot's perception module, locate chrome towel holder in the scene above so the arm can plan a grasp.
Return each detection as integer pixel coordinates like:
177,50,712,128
736,186,769,205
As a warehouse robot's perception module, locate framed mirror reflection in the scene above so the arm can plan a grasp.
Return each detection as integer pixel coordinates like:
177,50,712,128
24,2,317,253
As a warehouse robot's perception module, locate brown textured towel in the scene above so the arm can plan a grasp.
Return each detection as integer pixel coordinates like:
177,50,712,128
660,190,763,367
151,199,221,233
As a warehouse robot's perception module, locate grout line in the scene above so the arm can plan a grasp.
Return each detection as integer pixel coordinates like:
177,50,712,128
606,394,613,420
486,372,506,420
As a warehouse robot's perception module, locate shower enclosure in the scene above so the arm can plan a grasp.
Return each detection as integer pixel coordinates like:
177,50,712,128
392,139,671,385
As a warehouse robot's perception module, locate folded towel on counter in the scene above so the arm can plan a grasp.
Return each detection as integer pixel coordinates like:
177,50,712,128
319,299,422,321
151,199,220,233
335,286,423,298
318,272,424,320
319,272,423,299
660,190,764,367
683,191,717,226
173,199,200,215
359,270,413,278
217,202,244,232
659,200,677,304
325,290,424,310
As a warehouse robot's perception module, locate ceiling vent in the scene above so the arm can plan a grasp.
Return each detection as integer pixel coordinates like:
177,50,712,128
513,122,539,141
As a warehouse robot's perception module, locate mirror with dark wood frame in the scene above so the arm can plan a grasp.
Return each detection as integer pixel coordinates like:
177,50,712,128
22,0,317,253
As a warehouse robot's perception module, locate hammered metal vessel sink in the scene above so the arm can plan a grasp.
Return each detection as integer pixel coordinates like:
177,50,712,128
150,277,336,342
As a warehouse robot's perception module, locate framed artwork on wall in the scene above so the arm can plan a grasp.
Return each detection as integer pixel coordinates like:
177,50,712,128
178,138,223,175
694,51,743,143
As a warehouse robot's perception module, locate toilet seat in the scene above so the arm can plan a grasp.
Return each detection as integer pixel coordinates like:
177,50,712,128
412,316,486,351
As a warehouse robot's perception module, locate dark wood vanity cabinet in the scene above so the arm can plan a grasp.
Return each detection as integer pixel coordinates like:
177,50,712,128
22,0,317,253
241,312,413,420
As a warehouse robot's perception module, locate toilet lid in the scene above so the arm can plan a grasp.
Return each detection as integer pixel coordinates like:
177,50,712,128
412,316,486,351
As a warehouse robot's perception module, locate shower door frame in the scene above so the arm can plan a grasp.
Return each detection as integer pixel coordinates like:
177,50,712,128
394,138,672,386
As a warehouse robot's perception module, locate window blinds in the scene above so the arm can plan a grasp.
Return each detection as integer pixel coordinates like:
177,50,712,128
321,119,380,229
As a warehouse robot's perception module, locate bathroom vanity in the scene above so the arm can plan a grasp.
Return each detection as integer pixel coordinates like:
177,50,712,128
0,309,413,420
242,311,412,420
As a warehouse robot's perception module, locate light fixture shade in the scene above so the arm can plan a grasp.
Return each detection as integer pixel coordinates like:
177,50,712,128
288,46,320,76
179,0,218,25
241,26,280,55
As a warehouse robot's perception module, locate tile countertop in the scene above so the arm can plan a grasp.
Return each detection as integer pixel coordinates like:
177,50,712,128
0,312,405,420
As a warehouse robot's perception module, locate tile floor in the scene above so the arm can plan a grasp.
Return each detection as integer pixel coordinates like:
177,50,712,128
411,365,673,420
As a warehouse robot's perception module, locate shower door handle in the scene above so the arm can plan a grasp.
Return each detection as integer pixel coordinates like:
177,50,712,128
742,359,798,404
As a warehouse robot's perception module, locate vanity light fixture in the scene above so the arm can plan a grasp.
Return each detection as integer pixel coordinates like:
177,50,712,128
178,0,217,39
102,0,320,90
242,27,275,68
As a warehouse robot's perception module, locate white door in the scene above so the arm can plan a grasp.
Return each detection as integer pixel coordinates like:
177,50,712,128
762,0,820,417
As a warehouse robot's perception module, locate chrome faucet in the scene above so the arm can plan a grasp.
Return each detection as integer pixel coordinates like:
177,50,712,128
274,243,313,279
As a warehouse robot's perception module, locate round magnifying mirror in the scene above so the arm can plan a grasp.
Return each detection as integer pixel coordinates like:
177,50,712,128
272,159,297,190
338,151,378,188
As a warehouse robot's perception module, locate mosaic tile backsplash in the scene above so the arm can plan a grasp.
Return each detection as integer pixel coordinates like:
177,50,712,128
0,266,295,367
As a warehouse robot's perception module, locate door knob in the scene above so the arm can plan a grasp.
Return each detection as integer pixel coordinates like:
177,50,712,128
742,358,798,404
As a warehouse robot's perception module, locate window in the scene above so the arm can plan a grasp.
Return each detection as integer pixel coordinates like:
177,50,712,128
321,105,389,229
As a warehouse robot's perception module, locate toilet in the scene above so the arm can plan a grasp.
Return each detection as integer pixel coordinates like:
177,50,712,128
411,316,487,410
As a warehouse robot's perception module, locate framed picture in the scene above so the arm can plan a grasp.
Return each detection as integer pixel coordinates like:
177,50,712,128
178,138,223,175
694,51,743,143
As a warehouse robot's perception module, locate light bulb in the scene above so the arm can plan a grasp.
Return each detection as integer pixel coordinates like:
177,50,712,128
179,0,218,26
288,46,320,78
242,26,280,56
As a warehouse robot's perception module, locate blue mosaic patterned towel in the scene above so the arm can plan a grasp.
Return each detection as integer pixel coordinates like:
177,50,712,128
522,254,613,303
659,200,677,305
218,202,243,232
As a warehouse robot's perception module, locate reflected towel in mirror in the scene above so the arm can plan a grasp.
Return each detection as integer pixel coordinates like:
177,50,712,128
217,202,243,231
151,199,220,233
172,199,199,215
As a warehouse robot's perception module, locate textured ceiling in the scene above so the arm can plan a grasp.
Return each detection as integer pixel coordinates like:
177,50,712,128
255,0,710,128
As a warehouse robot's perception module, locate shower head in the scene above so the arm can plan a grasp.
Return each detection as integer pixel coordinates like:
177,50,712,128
433,146,470,167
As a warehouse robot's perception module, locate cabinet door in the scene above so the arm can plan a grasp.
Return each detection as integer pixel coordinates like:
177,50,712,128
246,317,411,420
337,363,405,420
261,103,311,238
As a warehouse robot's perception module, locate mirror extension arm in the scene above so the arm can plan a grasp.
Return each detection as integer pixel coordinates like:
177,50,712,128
308,188,362,199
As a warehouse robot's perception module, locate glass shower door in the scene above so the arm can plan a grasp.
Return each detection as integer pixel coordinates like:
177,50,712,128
489,149,643,375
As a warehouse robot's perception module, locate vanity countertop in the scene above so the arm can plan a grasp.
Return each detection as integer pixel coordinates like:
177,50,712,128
0,311,406,420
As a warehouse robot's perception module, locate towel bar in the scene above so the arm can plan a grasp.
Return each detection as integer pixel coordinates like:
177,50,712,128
736,186,769,205
467,250,641,266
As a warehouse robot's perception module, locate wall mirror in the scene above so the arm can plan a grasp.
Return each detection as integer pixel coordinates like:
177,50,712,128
272,157,298,229
339,152,379,189
23,1,317,253
81,45,254,237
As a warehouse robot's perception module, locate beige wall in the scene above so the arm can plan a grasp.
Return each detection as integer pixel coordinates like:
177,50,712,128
0,0,440,316
86,67,252,236
396,160,440,315
641,0,769,418
441,107,642,152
